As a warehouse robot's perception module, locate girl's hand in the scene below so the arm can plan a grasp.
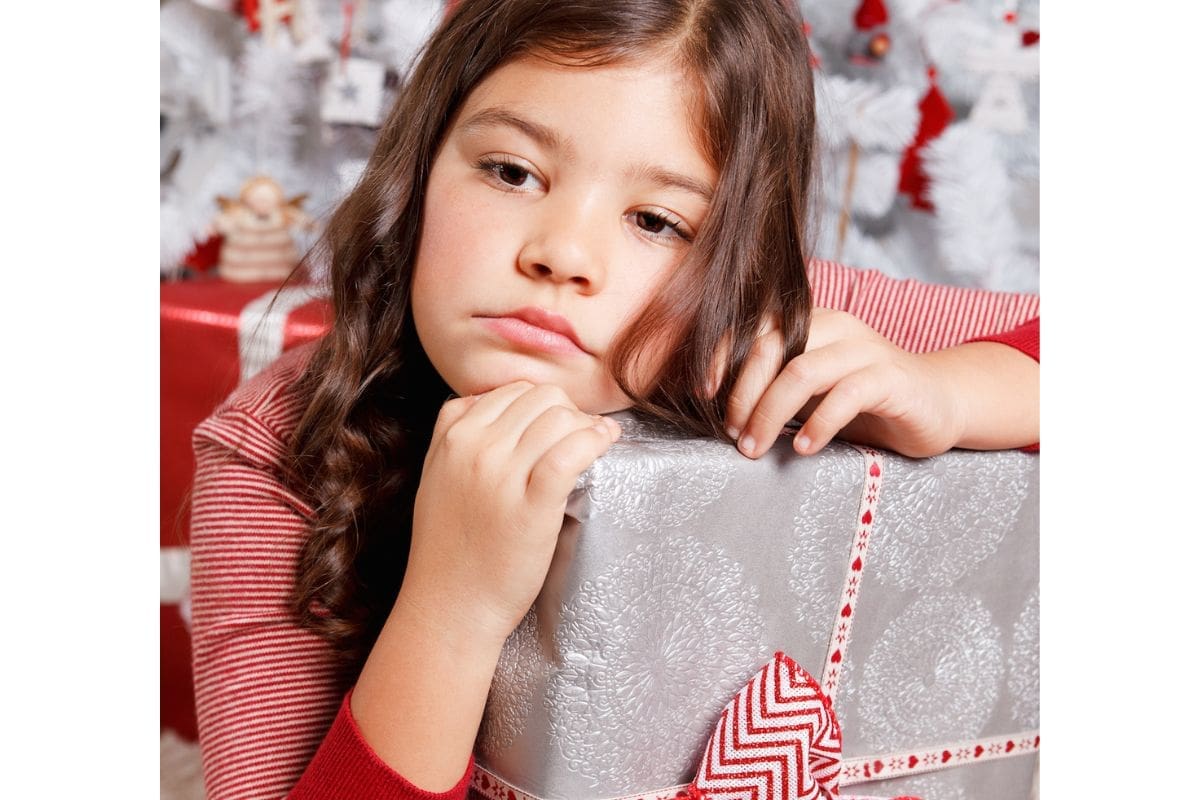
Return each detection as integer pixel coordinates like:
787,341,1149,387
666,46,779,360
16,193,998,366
710,308,965,459
400,381,621,645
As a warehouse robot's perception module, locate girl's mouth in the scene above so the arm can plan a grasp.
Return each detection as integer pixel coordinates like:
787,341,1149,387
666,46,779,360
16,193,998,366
478,316,590,356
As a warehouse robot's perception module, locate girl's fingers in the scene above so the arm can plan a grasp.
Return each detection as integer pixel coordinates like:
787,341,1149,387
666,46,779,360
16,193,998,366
736,341,872,458
431,393,481,435
509,402,611,473
485,383,579,449
724,325,784,439
525,419,620,511
449,380,538,432
792,367,887,454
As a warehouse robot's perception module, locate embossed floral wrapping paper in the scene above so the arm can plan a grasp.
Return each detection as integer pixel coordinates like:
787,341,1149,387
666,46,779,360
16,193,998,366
471,412,1039,800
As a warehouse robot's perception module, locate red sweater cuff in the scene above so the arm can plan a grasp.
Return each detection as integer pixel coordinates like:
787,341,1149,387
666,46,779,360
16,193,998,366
289,690,474,800
966,316,1039,363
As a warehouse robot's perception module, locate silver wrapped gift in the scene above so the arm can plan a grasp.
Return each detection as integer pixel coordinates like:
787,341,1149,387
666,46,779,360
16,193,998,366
471,412,1039,800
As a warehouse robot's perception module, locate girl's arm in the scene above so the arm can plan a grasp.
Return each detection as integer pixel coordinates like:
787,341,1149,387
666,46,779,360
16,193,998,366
190,359,472,800
350,383,620,786
191,360,620,798
715,260,1039,458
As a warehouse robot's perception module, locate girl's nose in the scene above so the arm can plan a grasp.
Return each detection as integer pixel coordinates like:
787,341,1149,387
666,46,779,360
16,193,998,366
516,193,609,292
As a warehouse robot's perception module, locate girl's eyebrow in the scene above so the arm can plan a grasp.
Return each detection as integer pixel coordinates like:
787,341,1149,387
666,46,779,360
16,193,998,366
628,163,713,203
460,107,569,156
459,105,713,203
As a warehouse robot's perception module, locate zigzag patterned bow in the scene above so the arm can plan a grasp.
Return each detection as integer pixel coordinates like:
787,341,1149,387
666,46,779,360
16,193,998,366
685,652,919,800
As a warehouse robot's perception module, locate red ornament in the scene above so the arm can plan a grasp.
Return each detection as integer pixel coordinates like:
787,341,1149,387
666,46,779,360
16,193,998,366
183,233,223,272
1022,29,1041,46
898,68,955,211
241,0,260,31
240,0,292,34
854,0,889,30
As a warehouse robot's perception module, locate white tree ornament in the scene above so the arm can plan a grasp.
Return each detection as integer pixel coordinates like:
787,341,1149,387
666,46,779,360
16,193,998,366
321,57,388,127
966,24,1038,134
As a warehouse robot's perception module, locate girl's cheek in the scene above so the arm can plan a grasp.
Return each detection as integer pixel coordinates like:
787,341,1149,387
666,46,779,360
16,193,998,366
420,183,500,278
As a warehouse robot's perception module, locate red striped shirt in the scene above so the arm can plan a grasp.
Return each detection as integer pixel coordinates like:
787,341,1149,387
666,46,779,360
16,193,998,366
190,259,1039,799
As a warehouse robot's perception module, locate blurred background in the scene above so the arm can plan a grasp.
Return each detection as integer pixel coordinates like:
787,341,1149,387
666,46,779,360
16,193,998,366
160,0,1039,291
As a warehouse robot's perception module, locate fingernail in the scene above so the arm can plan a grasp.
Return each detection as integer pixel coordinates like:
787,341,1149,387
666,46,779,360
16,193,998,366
604,417,621,438
795,434,811,453
726,426,740,441
738,434,756,457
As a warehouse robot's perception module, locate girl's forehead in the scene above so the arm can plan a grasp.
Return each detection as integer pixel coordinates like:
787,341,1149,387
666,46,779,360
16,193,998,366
452,53,715,173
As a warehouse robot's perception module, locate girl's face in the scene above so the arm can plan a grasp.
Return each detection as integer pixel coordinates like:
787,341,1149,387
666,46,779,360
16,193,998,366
411,53,716,414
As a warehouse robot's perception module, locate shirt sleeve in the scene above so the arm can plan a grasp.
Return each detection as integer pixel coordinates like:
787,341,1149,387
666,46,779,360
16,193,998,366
190,399,472,800
289,692,474,800
807,259,1040,353
965,315,1039,362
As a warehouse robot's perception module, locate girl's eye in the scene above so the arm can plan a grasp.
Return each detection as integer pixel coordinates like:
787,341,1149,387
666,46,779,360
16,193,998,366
476,156,542,192
632,209,693,244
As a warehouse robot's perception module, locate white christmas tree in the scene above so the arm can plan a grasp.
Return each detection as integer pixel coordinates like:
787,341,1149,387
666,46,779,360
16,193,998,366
160,0,444,280
805,0,1039,292
160,0,1039,291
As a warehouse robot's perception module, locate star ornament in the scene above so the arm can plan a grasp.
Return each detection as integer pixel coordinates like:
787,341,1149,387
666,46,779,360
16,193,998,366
320,57,386,127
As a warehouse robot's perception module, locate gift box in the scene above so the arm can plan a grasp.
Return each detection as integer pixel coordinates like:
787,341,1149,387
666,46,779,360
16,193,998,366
471,413,1039,800
160,278,330,738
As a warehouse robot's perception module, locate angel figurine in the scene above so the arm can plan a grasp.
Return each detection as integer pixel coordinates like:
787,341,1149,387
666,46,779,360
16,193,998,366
213,175,315,283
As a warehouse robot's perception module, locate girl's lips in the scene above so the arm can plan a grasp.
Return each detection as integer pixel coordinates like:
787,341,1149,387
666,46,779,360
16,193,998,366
479,316,589,356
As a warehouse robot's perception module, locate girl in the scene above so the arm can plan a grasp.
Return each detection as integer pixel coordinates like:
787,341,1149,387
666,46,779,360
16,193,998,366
189,1,1039,798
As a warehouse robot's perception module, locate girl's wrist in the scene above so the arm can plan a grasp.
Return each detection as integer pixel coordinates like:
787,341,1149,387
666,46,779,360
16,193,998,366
921,342,1037,451
393,577,515,653
350,584,505,790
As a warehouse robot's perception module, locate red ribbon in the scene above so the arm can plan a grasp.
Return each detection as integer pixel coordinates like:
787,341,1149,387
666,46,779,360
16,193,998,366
339,1,356,64
687,652,920,800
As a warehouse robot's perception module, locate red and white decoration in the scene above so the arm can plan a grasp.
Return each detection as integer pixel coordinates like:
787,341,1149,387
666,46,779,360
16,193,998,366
689,653,842,800
160,278,329,739
822,445,882,699
842,730,1040,784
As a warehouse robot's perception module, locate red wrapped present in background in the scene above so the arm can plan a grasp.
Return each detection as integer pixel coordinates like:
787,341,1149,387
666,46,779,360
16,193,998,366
161,278,330,739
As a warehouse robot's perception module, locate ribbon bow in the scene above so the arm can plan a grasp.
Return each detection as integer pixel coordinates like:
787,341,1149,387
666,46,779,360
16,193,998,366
685,652,842,800
686,652,919,800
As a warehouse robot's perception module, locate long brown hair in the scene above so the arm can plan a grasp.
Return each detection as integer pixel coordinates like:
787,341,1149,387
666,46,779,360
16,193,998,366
285,0,818,673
